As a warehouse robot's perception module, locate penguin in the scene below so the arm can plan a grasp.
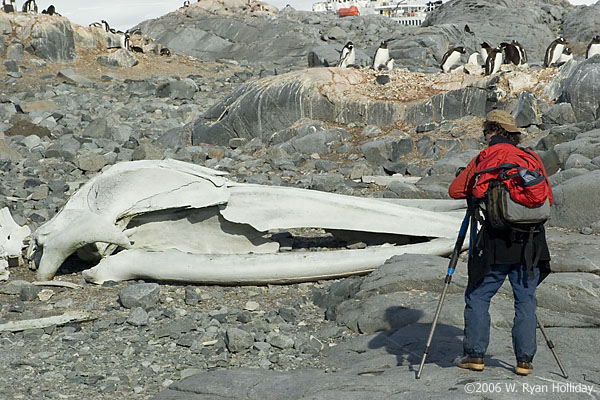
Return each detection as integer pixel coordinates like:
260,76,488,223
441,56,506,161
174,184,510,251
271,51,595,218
130,45,144,53
3,0,15,13
182,0,190,7
556,47,573,66
386,58,394,71
123,33,130,51
480,42,492,66
464,24,473,34
586,35,600,59
339,41,355,68
500,41,521,65
22,0,37,13
440,46,466,73
101,20,110,32
544,37,569,67
372,41,389,70
160,48,171,56
511,40,527,64
42,4,58,15
485,47,504,75
89,22,102,28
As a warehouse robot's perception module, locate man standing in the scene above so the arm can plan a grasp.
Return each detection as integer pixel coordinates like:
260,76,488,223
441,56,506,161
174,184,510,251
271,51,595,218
448,110,552,376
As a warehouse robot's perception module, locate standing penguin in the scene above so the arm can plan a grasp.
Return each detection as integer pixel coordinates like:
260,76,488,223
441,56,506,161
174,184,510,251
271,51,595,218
372,41,390,70
440,46,466,73
2,0,15,12
485,47,504,75
511,40,527,64
22,0,37,13
544,37,569,67
480,42,492,66
339,41,355,68
500,42,521,65
586,35,600,59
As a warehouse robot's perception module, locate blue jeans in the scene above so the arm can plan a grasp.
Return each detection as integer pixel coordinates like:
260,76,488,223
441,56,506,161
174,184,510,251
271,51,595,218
463,263,540,362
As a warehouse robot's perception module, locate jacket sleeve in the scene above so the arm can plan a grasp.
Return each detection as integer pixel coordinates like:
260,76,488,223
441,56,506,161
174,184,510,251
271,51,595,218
531,151,554,206
448,156,478,199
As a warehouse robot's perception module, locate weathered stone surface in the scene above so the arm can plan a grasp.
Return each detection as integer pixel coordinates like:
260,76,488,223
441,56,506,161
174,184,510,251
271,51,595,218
118,283,160,309
513,91,540,127
550,170,600,229
24,17,76,61
97,49,139,68
156,79,198,100
562,57,600,122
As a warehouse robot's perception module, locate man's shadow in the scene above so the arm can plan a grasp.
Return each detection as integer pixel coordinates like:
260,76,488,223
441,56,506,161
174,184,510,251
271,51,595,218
368,306,512,375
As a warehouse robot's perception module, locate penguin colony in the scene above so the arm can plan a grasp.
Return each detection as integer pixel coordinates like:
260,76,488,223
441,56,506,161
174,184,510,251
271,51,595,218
335,30,599,79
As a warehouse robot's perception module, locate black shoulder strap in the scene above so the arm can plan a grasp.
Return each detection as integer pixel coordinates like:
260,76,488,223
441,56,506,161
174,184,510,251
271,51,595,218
474,162,519,176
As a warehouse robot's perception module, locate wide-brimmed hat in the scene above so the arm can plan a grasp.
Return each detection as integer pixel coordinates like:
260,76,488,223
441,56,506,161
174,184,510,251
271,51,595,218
485,110,520,133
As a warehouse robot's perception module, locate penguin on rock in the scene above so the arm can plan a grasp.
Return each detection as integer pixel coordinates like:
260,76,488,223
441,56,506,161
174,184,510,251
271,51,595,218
544,37,569,67
372,41,390,70
485,46,504,75
441,46,467,73
586,35,600,59
480,42,492,67
339,41,355,68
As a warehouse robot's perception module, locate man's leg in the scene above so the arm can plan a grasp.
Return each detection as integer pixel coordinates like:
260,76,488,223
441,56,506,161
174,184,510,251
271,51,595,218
508,263,539,366
463,264,511,358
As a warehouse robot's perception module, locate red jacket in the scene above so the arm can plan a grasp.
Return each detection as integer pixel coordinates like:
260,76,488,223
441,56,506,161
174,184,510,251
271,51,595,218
449,138,554,205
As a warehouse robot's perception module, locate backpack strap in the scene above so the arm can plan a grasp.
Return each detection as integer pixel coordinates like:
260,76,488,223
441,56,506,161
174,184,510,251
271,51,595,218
474,163,519,176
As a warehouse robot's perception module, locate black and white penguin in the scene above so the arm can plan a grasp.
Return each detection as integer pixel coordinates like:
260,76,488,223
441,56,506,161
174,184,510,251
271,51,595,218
372,41,390,70
160,48,171,56
467,52,482,66
101,20,110,32
123,33,130,51
182,0,190,7
556,47,573,66
500,41,521,65
586,35,600,59
89,22,103,28
41,4,57,15
544,37,569,67
339,41,355,68
480,42,492,66
464,24,473,34
485,47,504,75
22,0,37,13
2,0,15,13
440,46,466,73
511,40,527,64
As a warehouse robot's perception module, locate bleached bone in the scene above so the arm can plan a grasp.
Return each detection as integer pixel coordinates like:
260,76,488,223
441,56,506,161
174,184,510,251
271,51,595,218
0,311,92,333
0,207,31,259
81,239,455,284
33,159,463,283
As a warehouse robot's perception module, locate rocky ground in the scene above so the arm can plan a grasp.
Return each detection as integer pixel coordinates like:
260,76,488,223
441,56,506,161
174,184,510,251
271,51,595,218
2,1,600,399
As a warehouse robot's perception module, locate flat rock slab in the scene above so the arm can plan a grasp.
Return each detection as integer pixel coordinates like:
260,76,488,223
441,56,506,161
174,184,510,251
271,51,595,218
155,325,600,399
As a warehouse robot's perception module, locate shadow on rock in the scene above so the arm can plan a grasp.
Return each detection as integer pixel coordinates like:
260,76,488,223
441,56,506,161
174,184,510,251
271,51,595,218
367,306,512,375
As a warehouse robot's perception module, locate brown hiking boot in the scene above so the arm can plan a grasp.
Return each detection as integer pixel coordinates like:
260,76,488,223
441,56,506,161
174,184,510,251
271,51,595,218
458,356,484,371
516,361,534,376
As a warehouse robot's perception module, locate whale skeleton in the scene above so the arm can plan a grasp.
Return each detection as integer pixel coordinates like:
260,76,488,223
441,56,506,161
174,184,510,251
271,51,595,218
31,159,464,284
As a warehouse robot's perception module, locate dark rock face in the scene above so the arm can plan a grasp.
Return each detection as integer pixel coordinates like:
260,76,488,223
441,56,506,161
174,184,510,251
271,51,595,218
25,18,76,61
561,2,600,44
422,0,565,61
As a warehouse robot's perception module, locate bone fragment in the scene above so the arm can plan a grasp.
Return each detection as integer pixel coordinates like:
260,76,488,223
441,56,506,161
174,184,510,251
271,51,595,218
0,311,92,333
32,281,83,290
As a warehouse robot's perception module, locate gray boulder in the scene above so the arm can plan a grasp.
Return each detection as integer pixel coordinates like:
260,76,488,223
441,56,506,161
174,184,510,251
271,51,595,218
550,170,600,229
118,283,160,309
561,56,600,122
513,91,540,127
541,103,576,126
25,17,76,61
193,68,405,146
405,86,487,126
97,49,139,68
561,2,600,44
156,79,198,100
359,134,414,164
